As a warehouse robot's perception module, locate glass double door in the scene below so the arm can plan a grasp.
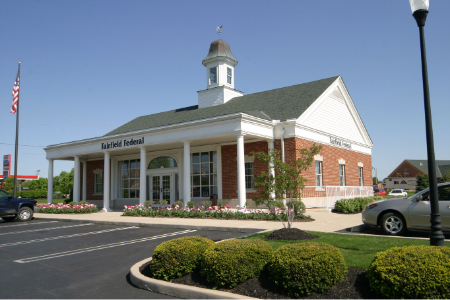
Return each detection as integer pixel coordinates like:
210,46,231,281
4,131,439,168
150,174,171,203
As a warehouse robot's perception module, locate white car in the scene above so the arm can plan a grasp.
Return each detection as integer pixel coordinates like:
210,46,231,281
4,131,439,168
389,189,408,197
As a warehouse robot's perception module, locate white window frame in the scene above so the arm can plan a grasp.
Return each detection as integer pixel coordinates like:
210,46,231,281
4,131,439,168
315,161,323,187
245,162,254,189
227,67,232,84
339,164,346,186
93,169,103,195
358,167,363,187
210,67,217,84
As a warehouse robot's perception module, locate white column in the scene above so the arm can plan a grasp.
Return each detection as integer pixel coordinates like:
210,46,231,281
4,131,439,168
103,151,111,212
268,140,275,200
216,145,223,200
139,146,147,205
47,159,53,204
237,134,246,209
82,161,87,202
183,141,191,207
73,156,80,203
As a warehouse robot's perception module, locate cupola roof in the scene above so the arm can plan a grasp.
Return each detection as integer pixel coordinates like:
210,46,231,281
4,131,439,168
202,39,238,66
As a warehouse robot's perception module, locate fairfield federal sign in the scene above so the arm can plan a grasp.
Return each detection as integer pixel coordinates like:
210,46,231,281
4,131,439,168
101,137,144,150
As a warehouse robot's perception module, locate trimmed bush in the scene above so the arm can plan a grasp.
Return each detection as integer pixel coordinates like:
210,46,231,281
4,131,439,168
366,245,450,299
150,236,214,281
333,196,383,213
201,239,273,288
268,242,347,297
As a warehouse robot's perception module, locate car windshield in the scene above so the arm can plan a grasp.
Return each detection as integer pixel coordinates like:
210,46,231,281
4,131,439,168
374,189,379,192
392,190,401,193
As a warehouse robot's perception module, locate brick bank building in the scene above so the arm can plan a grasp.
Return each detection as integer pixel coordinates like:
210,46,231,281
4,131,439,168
44,40,373,211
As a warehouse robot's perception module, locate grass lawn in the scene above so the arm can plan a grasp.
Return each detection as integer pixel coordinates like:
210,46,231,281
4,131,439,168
246,230,450,269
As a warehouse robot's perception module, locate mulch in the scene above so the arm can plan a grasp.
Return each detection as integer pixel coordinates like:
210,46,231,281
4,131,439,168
141,228,383,299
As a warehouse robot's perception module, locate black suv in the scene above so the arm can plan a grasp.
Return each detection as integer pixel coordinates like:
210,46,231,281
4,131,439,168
0,189,38,222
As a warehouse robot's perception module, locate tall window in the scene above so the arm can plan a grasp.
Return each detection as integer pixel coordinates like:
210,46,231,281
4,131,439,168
339,164,346,186
191,151,217,198
245,162,254,189
227,67,232,84
358,167,363,186
94,172,103,194
315,161,323,186
210,67,217,84
118,159,140,198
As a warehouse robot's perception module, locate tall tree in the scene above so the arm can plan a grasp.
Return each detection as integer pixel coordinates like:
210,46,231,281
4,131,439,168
416,174,429,192
54,169,74,194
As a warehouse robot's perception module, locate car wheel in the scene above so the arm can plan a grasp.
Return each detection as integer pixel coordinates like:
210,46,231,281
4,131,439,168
1,217,16,222
17,207,33,222
380,212,406,235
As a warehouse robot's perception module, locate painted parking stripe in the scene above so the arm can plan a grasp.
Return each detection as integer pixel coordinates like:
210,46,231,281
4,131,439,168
0,223,93,236
0,221,58,227
14,229,197,263
0,226,139,248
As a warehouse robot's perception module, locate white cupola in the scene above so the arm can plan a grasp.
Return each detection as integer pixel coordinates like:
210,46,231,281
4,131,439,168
197,39,244,109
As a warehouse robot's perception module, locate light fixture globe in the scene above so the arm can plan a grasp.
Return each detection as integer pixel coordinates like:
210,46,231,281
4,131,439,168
410,0,429,13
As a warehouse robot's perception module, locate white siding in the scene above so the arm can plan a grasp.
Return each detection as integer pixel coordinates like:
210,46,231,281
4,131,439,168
302,91,365,144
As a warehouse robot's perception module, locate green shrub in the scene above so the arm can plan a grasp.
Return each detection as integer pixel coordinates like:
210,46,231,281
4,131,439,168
333,197,379,213
144,200,151,208
173,201,183,208
63,198,72,204
217,201,225,208
150,236,214,281
201,200,212,210
68,201,77,206
292,199,305,215
79,201,89,205
268,242,347,297
186,201,195,209
159,200,168,205
201,239,273,288
366,245,450,299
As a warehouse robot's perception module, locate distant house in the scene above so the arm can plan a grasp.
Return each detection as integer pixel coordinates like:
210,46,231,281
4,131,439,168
384,159,450,190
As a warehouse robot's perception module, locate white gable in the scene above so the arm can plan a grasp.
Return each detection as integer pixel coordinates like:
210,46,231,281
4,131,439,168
297,77,372,147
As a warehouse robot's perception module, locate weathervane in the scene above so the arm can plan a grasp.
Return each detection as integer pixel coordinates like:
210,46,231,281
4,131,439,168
216,25,223,35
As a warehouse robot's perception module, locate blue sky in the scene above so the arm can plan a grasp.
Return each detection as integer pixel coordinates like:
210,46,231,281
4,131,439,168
1,0,449,181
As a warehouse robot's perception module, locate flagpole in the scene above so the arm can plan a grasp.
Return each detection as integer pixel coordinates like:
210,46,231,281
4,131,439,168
13,62,21,197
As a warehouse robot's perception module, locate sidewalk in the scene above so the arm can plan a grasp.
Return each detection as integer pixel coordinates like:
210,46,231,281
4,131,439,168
35,209,364,233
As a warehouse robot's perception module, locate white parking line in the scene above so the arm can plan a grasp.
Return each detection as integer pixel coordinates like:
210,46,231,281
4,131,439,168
0,221,58,227
1,226,139,248
14,229,197,263
0,223,93,236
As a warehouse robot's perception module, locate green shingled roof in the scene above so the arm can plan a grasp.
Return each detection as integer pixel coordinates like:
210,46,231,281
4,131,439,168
104,76,339,137
406,160,450,177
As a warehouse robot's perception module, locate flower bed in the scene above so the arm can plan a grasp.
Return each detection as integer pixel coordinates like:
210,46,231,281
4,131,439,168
123,204,312,221
37,203,98,214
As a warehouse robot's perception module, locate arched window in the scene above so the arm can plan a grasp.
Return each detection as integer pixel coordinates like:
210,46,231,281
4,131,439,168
148,156,178,169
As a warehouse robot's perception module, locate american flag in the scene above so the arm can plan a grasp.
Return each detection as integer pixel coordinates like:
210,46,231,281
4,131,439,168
11,70,20,114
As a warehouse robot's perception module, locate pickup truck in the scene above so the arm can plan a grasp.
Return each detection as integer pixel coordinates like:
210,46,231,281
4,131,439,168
0,189,39,222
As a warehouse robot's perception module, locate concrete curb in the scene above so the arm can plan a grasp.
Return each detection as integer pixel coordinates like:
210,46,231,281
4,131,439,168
35,216,263,234
129,257,256,299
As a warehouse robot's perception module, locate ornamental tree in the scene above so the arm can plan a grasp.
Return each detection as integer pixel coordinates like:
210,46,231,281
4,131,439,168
251,144,321,229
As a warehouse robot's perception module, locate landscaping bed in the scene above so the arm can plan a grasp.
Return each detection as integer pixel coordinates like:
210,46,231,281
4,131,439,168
140,228,379,299
123,204,314,222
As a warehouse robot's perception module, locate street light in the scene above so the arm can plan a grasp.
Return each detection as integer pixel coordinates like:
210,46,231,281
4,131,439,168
409,0,445,246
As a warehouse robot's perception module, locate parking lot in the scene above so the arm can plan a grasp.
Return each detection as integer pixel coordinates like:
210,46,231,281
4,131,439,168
0,219,247,299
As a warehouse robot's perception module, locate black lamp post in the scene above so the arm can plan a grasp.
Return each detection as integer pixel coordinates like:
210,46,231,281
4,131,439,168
409,0,445,246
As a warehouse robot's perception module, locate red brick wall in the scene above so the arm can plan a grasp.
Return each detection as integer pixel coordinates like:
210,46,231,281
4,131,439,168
222,138,373,199
78,159,108,201
222,141,269,200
